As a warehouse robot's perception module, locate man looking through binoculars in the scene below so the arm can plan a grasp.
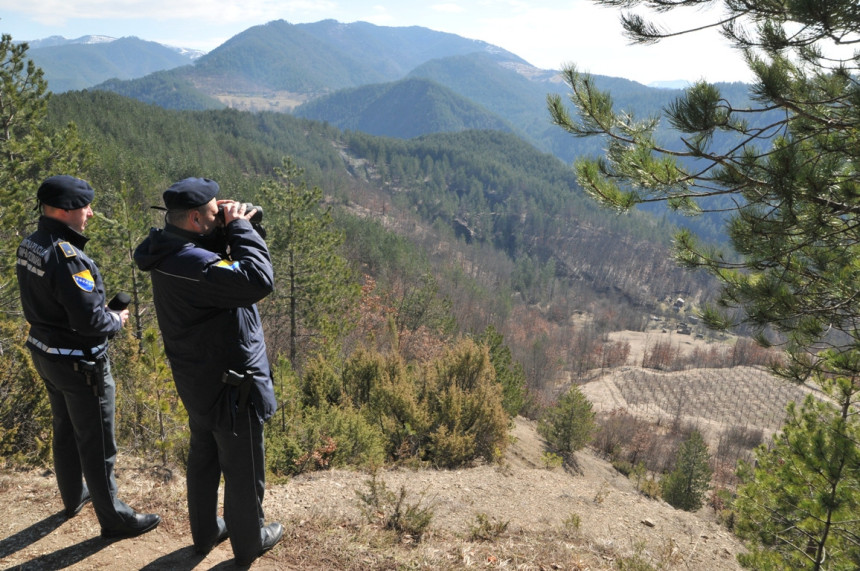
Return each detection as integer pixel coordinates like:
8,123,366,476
134,177,282,566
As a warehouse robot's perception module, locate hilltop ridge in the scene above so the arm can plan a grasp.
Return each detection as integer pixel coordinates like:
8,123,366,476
0,416,745,569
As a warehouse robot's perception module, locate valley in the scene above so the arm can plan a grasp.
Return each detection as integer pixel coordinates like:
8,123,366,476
2,19,833,570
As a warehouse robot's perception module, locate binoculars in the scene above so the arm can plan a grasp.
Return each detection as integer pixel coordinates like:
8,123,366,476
217,203,263,224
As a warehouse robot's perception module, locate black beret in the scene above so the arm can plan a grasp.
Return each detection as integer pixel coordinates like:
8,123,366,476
163,177,220,210
37,175,94,209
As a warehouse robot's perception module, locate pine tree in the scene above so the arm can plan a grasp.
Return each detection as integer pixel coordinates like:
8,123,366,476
477,325,528,417
734,352,860,570
547,3,860,368
661,430,712,512
547,3,860,567
254,156,359,369
0,35,87,463
538,385,595,456
87,180,157,346
0,34,87,310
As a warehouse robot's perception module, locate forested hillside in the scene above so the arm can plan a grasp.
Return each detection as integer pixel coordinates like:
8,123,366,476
294,77,516,138
96,70,225,110
0,32,732,518
5,3,859,567
0,29,729,485
46,89,716,391
26,36,195,92
73,20,759,244
297,18,525,74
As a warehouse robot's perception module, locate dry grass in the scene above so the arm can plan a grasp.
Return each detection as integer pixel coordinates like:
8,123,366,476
1,417,746,570
211,92,310,112
270,516,610,570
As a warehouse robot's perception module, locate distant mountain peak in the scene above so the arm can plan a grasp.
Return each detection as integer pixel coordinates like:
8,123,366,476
167,46,207,59
21,34,204,59
498,61,560,82
22,35,116,49
648,80,691,89
78,35,116,45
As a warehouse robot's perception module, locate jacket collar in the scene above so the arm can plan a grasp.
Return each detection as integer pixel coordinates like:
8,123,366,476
163,223,226,254
38,215,89,249
163,223,200,243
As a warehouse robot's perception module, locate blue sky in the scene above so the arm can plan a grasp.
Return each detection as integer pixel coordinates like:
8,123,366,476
0,0,752,85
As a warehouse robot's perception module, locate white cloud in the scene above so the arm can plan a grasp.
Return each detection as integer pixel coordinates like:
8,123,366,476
2,0,335,25
431,3,465,14
0,0,754,83
360,4,396,25
470,2,751,83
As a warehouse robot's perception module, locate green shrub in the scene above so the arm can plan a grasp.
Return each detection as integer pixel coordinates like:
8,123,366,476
345,348,429,461
271,340,511,473
710,487,736,530
477,326,528,417
563,512,582,534
300,356,342,407
266,358,385,476
0,321,51,466
115,328,189,466
356,471,434,541
310,405,386,469
538,385,596,455
612,458,634,476
640,476,662,500
341,346,383,407
541,451,563,469
428,424,475,468
661,430,712,511
268,403,385,476
265,428,306,478
631,461,648,491
422,339,509,467
469,512,509,541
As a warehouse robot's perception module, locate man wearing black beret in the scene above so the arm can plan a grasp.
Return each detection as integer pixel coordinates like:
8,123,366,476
134,177,282,565
16,175,161,538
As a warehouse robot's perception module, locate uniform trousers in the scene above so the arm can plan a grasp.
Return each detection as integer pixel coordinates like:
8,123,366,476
31,352,136,529
186,403,266,563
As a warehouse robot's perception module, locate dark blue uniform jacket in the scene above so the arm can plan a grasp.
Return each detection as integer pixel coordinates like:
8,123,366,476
133,219,277,430
17,216,121,359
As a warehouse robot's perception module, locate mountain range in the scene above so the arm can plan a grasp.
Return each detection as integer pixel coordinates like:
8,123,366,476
23,36,201,93
31,21,731,363
26,21,710,160
21,19,753,242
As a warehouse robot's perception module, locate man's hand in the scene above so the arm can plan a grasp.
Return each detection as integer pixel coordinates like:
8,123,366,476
217,200,259,225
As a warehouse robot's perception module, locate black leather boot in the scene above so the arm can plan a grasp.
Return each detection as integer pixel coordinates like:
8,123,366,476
65,490,92,519
194,516,229,554
234,522,283,566
101,512,161,539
